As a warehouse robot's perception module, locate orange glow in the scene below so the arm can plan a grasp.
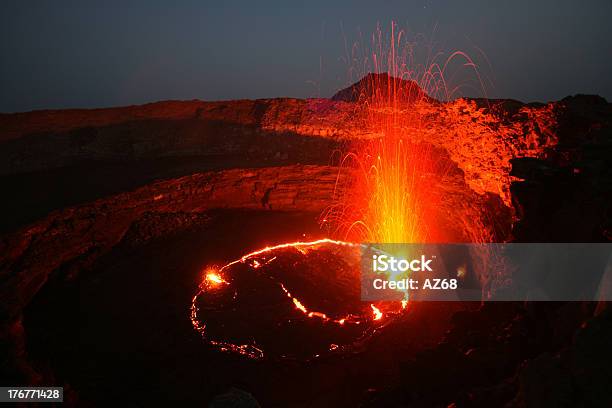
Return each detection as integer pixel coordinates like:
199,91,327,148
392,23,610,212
280,279,370,326
222,238,356,270
205,271,224,285
371,304,383,320
323,22,487,246
202,269,228,289
292,297,308,314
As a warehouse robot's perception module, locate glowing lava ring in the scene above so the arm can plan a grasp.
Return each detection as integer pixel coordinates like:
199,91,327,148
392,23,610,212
190,239,407,360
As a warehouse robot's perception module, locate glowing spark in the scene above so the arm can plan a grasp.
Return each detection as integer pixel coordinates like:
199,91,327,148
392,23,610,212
203,269,227,288
308,311,328,319
292,298,308,314
206,272,223,284
456,265,466,278
371,304,383,320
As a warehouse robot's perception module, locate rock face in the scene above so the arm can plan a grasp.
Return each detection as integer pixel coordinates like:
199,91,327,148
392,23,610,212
0,89,562,208
0,165,345,322
119,211,212,249
511,95,612,242
0,101,341,175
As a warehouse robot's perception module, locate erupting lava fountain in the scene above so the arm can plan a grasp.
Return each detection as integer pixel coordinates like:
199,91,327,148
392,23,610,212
191,22,491,360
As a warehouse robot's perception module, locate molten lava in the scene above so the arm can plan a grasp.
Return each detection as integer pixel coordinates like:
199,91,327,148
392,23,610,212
322,22,486,245
190,239,406,359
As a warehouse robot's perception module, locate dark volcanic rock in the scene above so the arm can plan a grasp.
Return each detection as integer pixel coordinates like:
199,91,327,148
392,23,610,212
331,72,435,104
365,302,608,408
570,309,612,407
119,211,212,249
511,95,612,242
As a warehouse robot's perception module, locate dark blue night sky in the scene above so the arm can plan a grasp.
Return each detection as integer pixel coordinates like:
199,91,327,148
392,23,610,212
1,0,611,112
